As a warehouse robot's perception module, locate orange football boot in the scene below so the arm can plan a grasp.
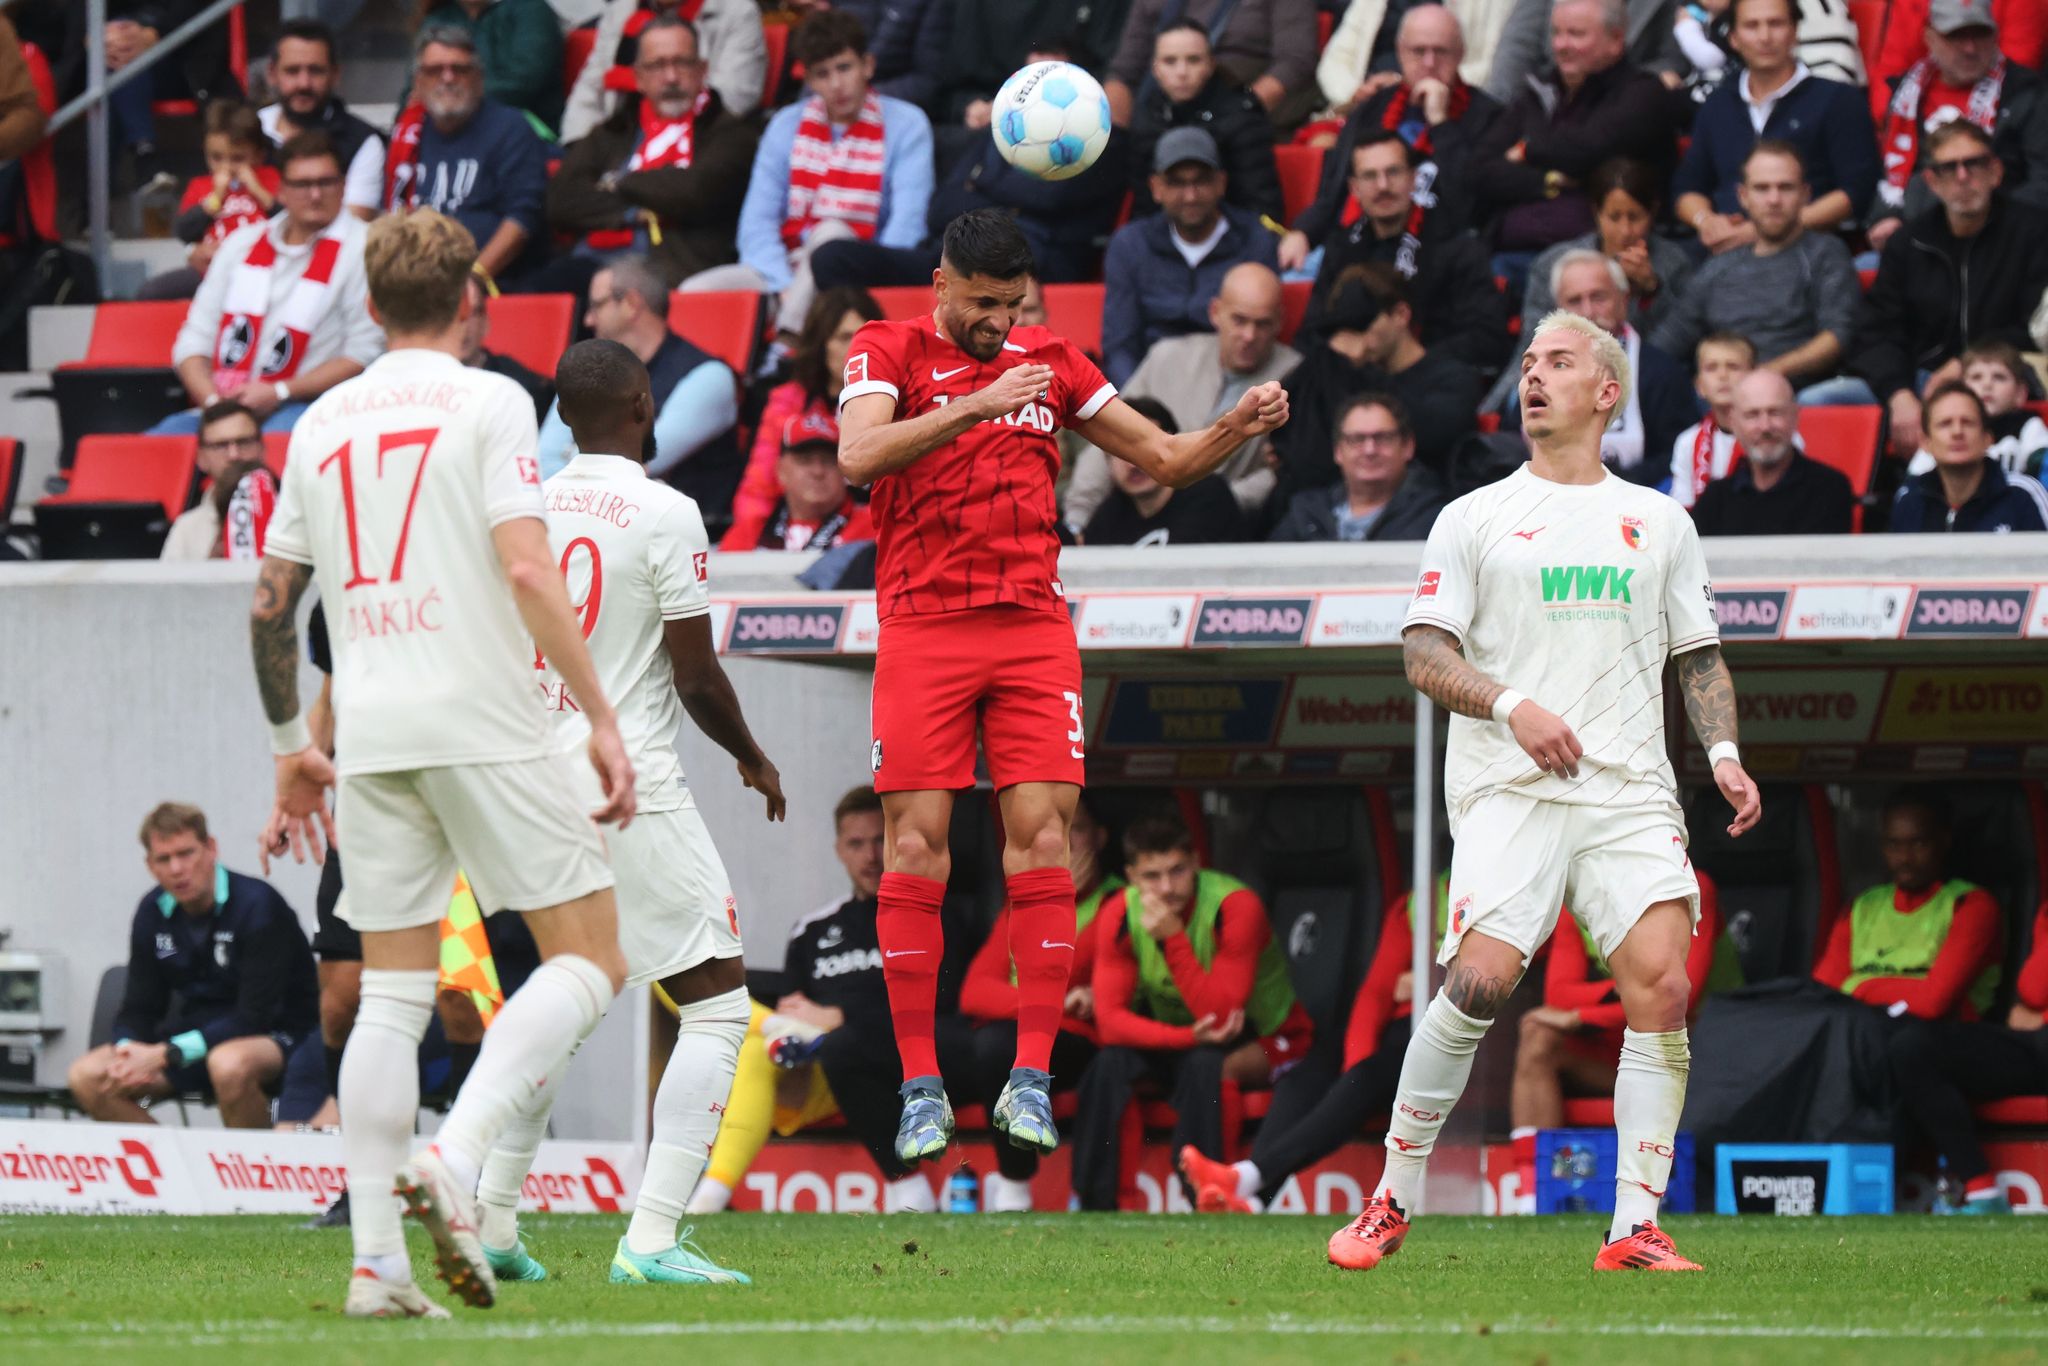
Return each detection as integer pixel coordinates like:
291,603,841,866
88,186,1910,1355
1326,1194,1409,1270
1594,1221,1702,1272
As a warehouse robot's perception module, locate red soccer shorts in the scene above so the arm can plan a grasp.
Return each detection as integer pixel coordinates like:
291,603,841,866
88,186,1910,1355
870,605,1085,793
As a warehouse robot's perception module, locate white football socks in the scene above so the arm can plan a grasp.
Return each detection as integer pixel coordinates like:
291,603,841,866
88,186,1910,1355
985,1173,1034,1213
686,1177,734,1214
625,987,749,1255
342,968,438,1276
474,1063,578,1252
1611,1026,1689,1242
885,1174,935,1212
432,954,615,1188
1373,992,1493,1211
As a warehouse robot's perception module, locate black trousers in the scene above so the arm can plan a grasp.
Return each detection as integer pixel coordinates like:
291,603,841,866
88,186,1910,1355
817,1014,1094,1182
809,238,939,292
1070,1044,1231,1211
1248,1017,1409,1203
1887,1018,2048,1182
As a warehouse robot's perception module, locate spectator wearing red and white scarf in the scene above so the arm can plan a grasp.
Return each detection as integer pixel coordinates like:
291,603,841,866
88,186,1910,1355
1867,0,2048,254
1288,5,1504,263
547,16,760,288
160,400,281,562
156,131,382,437
1665,332,1755,509
679,11,932,344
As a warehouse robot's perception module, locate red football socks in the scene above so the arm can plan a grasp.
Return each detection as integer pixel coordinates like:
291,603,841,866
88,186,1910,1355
877,871,946,1082
1007,866,1078,1073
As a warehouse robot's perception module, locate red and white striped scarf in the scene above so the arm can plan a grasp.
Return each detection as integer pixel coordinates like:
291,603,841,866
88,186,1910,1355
384,102,426,210
212,224,346,393
1878,56,2005,210
587,91,712,249
781,91,887,250
1688,414,1741,506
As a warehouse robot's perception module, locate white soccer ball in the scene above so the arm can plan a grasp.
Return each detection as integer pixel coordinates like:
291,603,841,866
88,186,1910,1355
990,61,1113,182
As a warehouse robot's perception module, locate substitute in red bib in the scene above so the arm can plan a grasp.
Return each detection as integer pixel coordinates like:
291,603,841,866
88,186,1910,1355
835,207,1289,1165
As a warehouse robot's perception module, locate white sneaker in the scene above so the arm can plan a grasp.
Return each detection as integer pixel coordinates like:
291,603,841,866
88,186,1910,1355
343,1268,451,1319
395,1147,497,1309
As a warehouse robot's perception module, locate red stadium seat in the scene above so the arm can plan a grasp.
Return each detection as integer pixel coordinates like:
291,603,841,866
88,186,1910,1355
51,302,194,467
39,435,196,519
0,437,20,523
1476,411,1501,434
10,42,57,245
1847,0,1885,92
1975,1096,2048,1125
1041,282,1103,355
60,301,190,370
1562,1098,1616,1127
669,289,764,375
262,432,291,482
1273,145,1323,227
1279,280,1312,343
867,285,930,322
1796,405,1881,531
563,25,599,96
484,292,577,379
761,23,791,109
1317,9,1335,51
152,4,245,120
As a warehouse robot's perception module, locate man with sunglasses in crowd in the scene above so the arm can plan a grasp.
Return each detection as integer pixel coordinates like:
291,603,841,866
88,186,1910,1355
1848,119,2048,458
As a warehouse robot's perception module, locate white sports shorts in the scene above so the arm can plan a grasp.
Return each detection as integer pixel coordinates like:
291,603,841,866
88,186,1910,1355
335,754,614,934
1440,790,1700,968
603,794,743,988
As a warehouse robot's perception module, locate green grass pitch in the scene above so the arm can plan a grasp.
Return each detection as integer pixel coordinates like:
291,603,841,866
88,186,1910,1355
2,1214,2046,1363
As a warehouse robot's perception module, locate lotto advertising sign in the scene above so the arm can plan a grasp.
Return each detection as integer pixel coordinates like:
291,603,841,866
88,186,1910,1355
0,1121,640,1215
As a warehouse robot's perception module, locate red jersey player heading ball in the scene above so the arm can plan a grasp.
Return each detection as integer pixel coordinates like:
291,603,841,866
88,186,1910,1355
836,208,1289,1166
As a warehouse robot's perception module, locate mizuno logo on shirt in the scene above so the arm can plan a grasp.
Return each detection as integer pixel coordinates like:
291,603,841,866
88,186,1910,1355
1539,565,1634,603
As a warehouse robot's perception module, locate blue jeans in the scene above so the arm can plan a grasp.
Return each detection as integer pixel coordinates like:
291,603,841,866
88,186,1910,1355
150,401,310,435
1796,375,1879,407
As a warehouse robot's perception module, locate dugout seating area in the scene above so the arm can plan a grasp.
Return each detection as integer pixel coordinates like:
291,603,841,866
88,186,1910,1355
772,780,2048,1191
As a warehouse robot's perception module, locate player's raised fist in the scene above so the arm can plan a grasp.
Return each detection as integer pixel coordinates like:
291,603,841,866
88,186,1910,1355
971,363,1056,421
1231,380,1289,436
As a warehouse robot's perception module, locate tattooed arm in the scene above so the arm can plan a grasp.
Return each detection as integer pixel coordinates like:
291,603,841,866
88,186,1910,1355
250,556,313,725
1674,643,1762,836
250,556,335,866
1404,624,1585,777
1401,624,1507,720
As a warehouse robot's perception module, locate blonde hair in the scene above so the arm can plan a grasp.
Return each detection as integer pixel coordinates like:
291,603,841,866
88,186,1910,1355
1530,309,1629,431
364,209,477,335
139,802,209,850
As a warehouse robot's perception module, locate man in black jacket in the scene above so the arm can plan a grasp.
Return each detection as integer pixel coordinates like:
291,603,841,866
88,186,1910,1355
1269,392,1448,541
1302,129,1506,375
1283,5,1502,263
1274,261,1480,508
1129,22,1283,222
834,0,952,112
1470,0,1677,256
545,17,760,293
1850,121,2048,458
66,803,317,1129
260,20,385,222
1691,370,1856,536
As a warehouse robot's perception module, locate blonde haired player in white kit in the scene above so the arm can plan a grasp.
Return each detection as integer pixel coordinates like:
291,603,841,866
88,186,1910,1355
1326,310,1763,1275
252,209,637,1318
471,338,785,1287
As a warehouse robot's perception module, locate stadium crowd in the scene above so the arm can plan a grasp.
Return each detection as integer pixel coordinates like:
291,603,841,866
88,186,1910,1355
0,0,2044,558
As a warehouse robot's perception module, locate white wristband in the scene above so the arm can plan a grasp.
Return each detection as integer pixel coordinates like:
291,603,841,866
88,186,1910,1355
269,716,313,756
1708,741,1741,768
1492,689,1528,725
